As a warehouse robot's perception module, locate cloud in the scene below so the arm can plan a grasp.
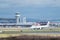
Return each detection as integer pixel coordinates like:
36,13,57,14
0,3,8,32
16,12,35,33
9,0,60,7
0,0,60,8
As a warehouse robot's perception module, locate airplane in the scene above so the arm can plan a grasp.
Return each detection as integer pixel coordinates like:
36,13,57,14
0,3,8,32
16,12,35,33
30,21,50,30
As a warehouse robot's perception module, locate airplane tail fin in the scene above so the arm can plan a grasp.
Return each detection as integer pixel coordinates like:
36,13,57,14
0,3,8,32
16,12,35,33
46,21,50,27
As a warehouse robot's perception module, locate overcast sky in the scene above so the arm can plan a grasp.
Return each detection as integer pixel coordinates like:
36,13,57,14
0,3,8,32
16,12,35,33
0,0,60,20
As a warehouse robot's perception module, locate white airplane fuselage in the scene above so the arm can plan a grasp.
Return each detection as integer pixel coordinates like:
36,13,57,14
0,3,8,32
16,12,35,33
30,21,50,29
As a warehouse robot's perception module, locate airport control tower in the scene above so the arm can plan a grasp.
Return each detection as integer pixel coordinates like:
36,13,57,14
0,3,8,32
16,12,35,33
15,12,20,24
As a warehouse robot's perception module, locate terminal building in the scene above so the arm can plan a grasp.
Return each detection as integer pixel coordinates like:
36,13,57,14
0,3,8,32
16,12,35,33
0,12,33,28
